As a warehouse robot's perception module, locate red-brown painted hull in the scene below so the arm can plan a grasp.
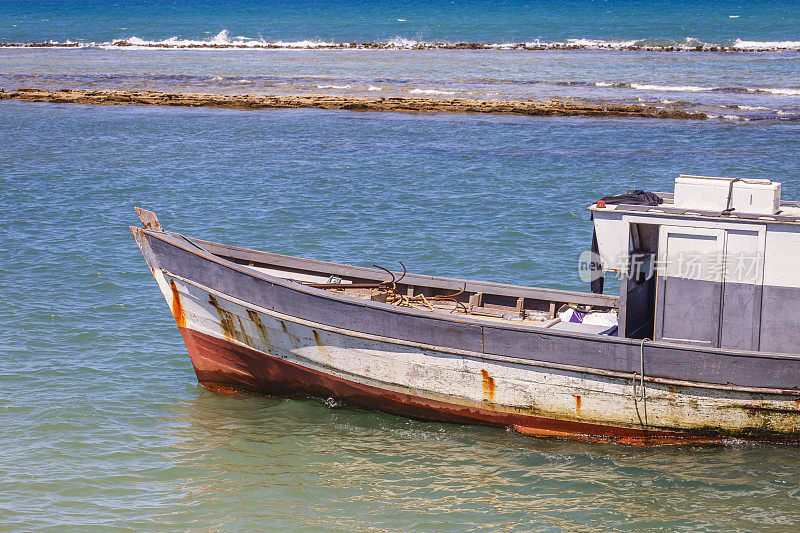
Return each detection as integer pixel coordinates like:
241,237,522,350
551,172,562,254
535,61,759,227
180,327,713,443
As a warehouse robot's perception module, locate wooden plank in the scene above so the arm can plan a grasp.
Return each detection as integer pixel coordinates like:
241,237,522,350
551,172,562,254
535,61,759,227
134,207,163,231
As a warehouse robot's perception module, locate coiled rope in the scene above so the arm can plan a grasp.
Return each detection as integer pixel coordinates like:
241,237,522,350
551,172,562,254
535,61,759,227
373,262,468,314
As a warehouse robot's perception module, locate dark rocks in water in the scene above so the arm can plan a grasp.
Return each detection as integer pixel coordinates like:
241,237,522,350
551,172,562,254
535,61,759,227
2,87,708,120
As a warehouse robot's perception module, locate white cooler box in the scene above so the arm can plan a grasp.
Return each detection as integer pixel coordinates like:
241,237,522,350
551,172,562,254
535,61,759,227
674,175,781,215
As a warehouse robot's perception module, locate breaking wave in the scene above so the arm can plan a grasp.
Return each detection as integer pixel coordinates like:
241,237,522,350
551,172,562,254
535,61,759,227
732,39,800,50
629,83,714,92
583,82,800,98
409,88,457,95
3,31,800,52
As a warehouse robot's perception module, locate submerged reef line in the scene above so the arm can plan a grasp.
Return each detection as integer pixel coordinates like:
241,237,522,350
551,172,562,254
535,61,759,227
0,88,707,120
2,40,799,53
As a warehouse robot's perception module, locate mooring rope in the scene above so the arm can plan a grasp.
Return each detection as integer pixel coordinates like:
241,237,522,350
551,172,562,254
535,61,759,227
633,337,649,427
372,262,468,313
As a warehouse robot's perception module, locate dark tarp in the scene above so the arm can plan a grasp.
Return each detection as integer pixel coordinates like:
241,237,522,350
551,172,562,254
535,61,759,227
600,190,663,206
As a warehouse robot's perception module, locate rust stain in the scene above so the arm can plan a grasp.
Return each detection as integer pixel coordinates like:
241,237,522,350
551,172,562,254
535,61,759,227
280,320,288,334
199,380,247,395
480,369,495,403
312,330,322,347
741,403,800,415
236,316,249,340
208,294,247,343
246,309,269,344
169,279,186,328
514,425,723,446
574,394,582,411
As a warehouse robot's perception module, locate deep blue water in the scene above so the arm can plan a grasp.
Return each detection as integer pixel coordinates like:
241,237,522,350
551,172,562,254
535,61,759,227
2,101,800,529
2,0,799,45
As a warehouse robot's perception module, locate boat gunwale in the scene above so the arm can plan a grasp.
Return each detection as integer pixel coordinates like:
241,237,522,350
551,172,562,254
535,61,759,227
132,225,800,365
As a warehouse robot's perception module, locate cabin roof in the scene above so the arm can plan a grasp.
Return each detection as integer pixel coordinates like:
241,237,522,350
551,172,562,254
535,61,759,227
589,192,800,225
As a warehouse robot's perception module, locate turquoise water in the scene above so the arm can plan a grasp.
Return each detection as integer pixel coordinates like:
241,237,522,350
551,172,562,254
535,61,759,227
2,0,799,45
3,47,800,122
2,0,800,529
2,101,800,530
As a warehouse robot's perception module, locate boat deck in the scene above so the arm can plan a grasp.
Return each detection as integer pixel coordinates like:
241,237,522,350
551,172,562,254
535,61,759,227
233,247,618,332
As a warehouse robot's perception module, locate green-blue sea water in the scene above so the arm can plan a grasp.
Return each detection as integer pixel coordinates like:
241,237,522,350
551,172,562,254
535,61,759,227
2,0,800,530
2,102,800,531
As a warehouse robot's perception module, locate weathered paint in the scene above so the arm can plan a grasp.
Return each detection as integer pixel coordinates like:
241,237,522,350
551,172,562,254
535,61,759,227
140,229,800,391
180,326,694,440
513,425,723,446
131,225,800,443
480,369,496,403
159,271,800,442
169,279,186,328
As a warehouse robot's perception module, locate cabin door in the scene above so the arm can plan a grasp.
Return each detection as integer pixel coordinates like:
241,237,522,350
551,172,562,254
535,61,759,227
655,225,765,349
655,226,725,347
719,228,765,351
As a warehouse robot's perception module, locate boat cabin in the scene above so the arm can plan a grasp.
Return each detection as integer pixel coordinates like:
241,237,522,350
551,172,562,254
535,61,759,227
591,174,799,353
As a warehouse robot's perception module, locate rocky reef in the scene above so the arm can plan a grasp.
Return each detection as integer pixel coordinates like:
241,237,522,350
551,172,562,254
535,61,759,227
0,88,707,120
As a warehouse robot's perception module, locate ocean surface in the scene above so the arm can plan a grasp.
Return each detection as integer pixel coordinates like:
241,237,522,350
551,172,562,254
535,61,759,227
2,1,800,531
2,0,800,120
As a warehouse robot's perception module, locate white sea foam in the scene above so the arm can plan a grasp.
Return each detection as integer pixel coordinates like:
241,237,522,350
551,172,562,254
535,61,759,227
98,30,336,49
367,85,382,91
756,88,800,96
386,37,422,48
565,38,639,48
14,31,800,52
630,83,714,92
733,39,800,50
272,39,336,48
594,82,614,87
409,88,456,95
316,84,352,89
487,42,523,49
707,113,750,121
737,105,770,111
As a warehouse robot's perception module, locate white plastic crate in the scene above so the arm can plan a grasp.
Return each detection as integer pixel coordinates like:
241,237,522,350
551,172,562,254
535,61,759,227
674,175,781,215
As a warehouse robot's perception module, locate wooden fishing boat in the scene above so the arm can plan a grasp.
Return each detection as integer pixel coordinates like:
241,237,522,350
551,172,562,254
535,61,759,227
131,175,800,444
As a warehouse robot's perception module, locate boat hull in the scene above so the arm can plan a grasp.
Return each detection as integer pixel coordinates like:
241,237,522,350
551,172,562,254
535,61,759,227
130,225,800,443
159,267,800,443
